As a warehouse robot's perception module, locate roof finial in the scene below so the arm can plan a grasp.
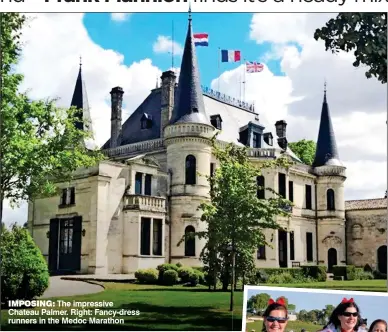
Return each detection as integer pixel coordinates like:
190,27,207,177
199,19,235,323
156,74,159,89
188,1,192,21
79,55,82,68
323,78,327,102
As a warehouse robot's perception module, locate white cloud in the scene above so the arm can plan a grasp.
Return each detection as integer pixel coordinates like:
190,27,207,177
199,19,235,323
215,13,386,201
153,35,183,56
110,13,131,22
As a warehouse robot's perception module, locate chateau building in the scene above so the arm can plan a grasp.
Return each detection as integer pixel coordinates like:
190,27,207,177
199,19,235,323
27,15,387,276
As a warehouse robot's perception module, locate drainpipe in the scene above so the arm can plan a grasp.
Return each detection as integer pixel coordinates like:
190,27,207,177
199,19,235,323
168,169,173,264
314,179,319,265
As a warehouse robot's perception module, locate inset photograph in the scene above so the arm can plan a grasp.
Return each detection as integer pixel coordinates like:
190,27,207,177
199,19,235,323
243,286,388,332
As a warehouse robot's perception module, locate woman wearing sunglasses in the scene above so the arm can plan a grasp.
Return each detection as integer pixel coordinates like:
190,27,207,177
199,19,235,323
369,319,387,332
318,298,361,332
261,297,289,332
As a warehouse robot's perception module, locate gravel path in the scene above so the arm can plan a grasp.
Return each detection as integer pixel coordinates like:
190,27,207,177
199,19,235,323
40,276,104,299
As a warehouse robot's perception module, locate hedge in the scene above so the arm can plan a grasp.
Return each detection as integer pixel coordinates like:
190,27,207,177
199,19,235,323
333,265,356,280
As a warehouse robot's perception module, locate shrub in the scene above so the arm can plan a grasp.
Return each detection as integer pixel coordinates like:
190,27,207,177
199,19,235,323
267,272,295,284
333,265,346,278
177,267,194,283
358,271,374,280
333,276,344,281
346,265,356,280
176,262,182,268
188,271,199,286
156,263,179,282
301,265,327,282
193,269,205,285
135,268,158,284
364,264,373,273
1,225,50,302
373,270,387,280
192,266,205,273
163,270,179,286
256,269,269,283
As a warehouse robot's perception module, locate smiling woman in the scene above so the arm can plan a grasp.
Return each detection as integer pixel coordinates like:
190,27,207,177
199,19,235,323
318,298,362,332
262,298,289,332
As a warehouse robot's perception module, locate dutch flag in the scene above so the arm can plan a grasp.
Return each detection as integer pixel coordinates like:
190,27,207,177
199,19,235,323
193,33,209,47
221,49,241,63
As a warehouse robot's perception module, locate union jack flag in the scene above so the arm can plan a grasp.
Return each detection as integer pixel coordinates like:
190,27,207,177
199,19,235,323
246,61,264,73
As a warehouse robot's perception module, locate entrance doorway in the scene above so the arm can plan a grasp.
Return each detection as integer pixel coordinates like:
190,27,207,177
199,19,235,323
278,230,288,268
327,248,337,273
48,217,82,274
377,245,387,274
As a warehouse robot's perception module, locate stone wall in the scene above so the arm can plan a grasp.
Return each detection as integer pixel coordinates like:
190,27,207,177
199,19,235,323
346,208,387,270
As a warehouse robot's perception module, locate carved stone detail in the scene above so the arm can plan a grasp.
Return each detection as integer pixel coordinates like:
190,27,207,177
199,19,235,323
322,235,342,246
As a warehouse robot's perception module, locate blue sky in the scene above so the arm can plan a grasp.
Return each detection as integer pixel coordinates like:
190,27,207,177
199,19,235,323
246,289,388,325
84,13,284,87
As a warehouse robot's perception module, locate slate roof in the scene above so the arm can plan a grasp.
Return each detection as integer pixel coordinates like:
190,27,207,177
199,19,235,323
70,65,96,150
313,89,342,167
170,16,210,126
345,198,387,211
101,87,302,163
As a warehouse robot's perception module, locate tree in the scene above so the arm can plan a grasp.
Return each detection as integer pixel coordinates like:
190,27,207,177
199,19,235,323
314,13,387,84
288,139,317,165
188,134,292,311
0,13,104,223
247,293,271,314
1,224,49,302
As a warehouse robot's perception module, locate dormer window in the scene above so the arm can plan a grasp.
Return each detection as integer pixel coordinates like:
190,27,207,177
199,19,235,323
141,113,153,129
252,132,261,148
263,132,273,146
210,114,222,130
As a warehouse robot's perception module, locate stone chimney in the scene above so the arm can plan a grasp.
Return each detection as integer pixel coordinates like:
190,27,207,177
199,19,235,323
275,120,288,150
110,86,124,149
160,70,176,136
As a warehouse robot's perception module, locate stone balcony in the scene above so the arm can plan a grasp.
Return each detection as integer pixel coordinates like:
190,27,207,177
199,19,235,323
123,195,167,213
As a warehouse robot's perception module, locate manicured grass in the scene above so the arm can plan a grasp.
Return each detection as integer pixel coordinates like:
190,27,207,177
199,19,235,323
246,318,322,332
1,283,244,331
1,280,386,331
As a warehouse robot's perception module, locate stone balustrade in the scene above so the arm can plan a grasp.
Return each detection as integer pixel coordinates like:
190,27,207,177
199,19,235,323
163,123,215,140
247,148,277,158
124,194,167,213
104,138,164,157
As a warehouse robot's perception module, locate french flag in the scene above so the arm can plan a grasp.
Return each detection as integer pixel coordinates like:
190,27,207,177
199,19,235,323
193,33,209,47
221,49,241,63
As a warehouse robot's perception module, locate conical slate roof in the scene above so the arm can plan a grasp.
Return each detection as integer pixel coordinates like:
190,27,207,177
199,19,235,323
169,14,210,125
70,63,96,150
313,88,342,167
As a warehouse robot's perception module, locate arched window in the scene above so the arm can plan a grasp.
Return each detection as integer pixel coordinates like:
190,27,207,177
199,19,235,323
327,189,335,211
185,155,196,185
257,176,265,199
185,226,196,257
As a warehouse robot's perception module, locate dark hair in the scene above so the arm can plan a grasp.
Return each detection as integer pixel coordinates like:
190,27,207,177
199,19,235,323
261,303,288,332
324,301,361,331
369,319,387,332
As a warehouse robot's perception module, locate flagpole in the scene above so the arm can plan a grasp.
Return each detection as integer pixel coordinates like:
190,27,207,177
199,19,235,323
171,20,174,71
239,58,242,101
243,59,247,102
218,47,221,92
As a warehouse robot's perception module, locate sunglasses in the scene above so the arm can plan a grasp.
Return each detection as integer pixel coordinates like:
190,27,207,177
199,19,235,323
341,312,358,317
266,316,288,324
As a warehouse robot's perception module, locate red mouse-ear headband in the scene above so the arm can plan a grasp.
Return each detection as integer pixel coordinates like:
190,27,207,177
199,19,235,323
268,298,286,306
341,298,354,304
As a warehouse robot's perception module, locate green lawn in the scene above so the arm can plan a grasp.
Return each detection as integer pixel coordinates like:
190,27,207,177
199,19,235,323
246,318,322,332
1,280,386,331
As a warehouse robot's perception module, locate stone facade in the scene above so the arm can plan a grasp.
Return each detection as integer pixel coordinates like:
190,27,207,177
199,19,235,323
28,18,387,276
345,199,387,273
